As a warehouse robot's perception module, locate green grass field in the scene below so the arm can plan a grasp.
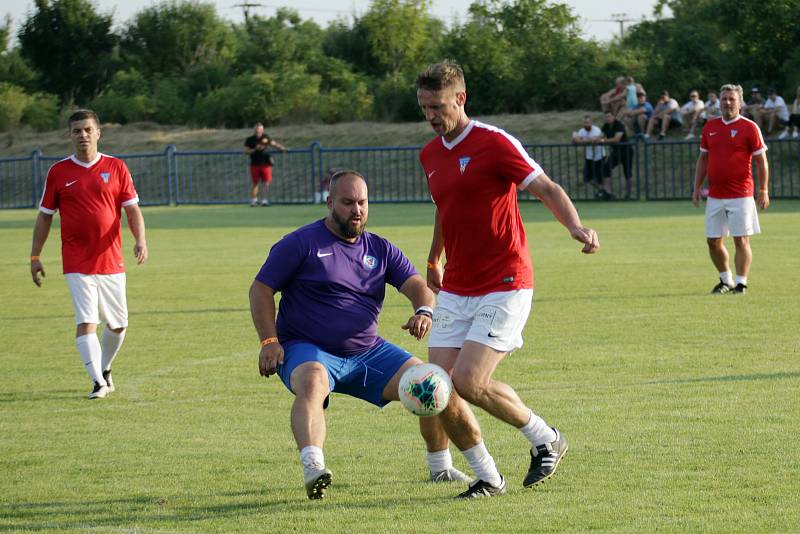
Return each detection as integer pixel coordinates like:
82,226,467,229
1,201,799,532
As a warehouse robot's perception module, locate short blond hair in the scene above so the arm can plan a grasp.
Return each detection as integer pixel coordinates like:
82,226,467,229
416,60,466,93
720,84,744,104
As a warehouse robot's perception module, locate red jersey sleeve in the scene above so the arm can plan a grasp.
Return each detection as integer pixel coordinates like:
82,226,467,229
492,132,543,188
118,161,139,206
700,123,710,152
39,165,59,214
749,121,767,155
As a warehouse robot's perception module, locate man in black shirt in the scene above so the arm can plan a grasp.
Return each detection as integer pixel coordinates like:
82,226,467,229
244,123,287,206
599,111,634,199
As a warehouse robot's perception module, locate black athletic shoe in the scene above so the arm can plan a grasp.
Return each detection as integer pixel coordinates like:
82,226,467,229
523,428,568,487
88,381,109,399
102,369,115,393
711,279,734,294
732,283,747,295
455,475,506,499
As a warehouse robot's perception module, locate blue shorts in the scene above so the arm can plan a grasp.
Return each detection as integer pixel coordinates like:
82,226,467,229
277,341,413,407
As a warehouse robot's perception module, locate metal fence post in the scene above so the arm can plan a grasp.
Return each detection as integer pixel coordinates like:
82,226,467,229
165,145,176,205
30,150,42,208
310,141,322,201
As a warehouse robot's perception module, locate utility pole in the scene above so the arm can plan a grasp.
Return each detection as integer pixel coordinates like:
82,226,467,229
233,2,263,23
610,13,636,39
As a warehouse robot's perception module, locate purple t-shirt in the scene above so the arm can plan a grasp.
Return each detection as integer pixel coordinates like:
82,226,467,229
255,219,418,355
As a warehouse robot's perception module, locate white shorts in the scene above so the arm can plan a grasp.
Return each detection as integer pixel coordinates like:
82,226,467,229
65,273,128,328
429,289,533,353
705,196,761,238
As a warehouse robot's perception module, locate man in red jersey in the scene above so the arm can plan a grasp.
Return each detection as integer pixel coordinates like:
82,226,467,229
30,109,148,399
692,84,769,295
415,60,599,498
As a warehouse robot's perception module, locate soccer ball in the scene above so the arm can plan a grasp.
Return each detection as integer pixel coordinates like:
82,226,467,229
398,363,452,417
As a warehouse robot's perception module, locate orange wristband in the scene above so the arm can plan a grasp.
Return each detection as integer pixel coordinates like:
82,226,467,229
30,256,40,261
426,261,439,269
260,337,278,347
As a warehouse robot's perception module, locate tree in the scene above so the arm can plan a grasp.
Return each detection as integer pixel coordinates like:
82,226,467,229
18,0,117,105
120,1,234,79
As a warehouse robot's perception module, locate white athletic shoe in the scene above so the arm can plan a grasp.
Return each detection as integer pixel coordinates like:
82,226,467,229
250,199,258,207
793,129,799,139
684,133,694,140
304,466,332,499
102,370,115,393
261,199,270,206
430,467,472,483
88,382,109,399
778,129,789,139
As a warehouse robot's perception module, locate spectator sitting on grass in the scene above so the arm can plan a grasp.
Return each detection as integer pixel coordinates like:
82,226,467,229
645,90,682,141
681,90,706,139
763,87,791,139
743,87,764,127
600,77,627,115
704,92,721,121
790,86,800,139
621,91,654,137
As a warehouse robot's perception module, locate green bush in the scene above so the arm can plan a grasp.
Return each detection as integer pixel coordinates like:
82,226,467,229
21,92,60,131
0,82,31,131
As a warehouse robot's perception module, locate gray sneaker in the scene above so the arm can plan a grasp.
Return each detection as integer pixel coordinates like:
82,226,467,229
429,467,472,483
304,467,332,500
455,475,507,498
523,427,568,487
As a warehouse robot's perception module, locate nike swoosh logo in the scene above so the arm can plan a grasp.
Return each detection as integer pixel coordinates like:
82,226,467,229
66,180,78,187
427,170,436,178
487,332,500,338
317,252,333,258
709,132,717,136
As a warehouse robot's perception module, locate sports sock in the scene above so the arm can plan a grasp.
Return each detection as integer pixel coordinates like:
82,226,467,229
300,445,325,477
519,410,557,447
735,275,748,286
101,328,125,371
426,449,453,474
461,441,502,487
76,334,105,386
719,271,734,287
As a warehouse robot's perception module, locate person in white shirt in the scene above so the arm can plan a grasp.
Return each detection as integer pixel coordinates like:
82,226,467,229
572,115,612,199
763,87,791,139
704,92,721,120
681,90,706,139
645,90,682,140
790,86,800,139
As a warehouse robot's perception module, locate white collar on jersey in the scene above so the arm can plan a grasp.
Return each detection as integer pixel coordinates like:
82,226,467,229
441,120,475,150
721,115,742,126
70,153,103,168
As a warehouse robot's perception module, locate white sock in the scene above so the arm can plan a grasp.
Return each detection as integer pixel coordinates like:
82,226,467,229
426,449,453,474
519,410,557,447
719,271,734,286
76,334,105,385
461,441,502,487
300,446,325,477
735,275,748,286
101,328,125,371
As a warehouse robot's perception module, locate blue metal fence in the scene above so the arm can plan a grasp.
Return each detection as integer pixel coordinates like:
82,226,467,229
1,139,798,209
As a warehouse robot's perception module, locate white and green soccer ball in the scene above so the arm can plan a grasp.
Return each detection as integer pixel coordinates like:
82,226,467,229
398,363,452,417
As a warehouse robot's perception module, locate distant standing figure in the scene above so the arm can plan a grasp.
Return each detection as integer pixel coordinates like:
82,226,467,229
692,84,769,295
30,109,148,399
244,122,287,206
600,111,634,199
790,86,800,139
572,115,611,199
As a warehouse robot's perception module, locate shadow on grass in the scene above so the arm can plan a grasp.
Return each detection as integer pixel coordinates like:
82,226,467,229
0,485,448,529
644,370,800,386
2,308,246,322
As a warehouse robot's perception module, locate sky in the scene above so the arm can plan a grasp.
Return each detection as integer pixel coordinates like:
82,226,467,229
2,0,667,43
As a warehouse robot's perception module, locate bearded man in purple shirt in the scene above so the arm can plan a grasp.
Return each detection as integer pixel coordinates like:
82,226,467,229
249,170,468,500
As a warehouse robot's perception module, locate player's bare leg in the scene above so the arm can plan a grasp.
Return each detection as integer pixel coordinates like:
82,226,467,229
707,237,735,293
289,362,332,499
451,341,568,488
261,182,270,206
250,183,259,206
732,236,752,293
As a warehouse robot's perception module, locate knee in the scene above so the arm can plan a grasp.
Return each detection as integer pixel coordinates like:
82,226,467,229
291,365,330,399
451,371,488,406
110,325,126,334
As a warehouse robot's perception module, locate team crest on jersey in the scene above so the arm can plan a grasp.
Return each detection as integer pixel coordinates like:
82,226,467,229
730,130,738,138
100,172,110,183
363,255,378,269
459,156,471,174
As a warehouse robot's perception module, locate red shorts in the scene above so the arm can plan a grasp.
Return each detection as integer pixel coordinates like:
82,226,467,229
250,165,273,185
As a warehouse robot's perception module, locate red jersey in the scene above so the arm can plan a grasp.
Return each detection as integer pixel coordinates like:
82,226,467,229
39,154,139,274
420,121,543,296
700,115,766,199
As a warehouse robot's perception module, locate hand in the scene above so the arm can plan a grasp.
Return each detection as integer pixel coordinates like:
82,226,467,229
570,226,600,254
691,188,702,208
31,259,45,287
426,264,442,294
757,190,770,210
134,241,148,264
401,314,432,340
259,342,284,377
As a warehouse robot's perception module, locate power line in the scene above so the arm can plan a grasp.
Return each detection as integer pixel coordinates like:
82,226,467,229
586,13,637,39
